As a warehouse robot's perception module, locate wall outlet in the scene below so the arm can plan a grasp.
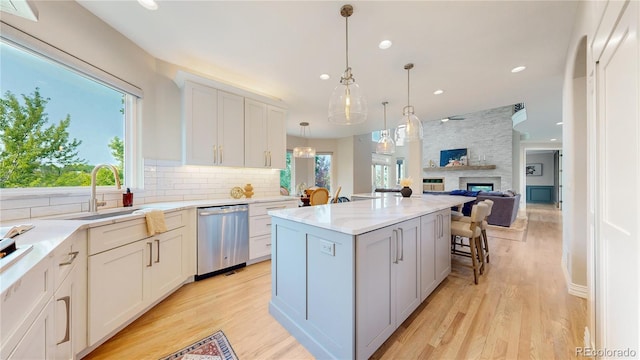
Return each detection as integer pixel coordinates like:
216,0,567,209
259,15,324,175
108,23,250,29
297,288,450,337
320,240,335,256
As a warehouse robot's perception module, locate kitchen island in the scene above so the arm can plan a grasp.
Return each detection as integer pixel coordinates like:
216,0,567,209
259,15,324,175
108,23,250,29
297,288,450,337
268,194,473,359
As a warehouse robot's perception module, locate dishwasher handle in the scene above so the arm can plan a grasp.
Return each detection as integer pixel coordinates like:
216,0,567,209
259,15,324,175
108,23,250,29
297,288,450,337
199,206,248,216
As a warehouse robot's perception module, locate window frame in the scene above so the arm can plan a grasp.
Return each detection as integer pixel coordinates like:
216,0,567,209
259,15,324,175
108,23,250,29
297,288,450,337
0,23,143,195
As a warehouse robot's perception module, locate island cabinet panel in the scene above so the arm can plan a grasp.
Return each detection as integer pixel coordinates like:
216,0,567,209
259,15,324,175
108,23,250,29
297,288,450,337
420,209,452,301
270,218,355,360
356,217,420,359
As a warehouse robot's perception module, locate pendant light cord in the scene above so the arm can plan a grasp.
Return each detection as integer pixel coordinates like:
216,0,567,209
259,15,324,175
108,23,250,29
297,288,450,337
383,101,388,128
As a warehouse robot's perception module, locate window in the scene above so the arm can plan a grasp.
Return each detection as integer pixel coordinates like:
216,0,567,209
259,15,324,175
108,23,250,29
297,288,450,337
372,164,390,189
315,153,331,191
280,150,293,193
0,34,139,189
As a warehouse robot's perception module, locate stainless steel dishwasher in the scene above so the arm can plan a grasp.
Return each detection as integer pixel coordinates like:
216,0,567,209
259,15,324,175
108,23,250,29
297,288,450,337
196,204,249,280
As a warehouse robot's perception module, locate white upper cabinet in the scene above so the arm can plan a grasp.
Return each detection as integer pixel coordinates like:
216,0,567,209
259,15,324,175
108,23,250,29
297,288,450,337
182,82,244,167
176,71,287,169
245,98,287,169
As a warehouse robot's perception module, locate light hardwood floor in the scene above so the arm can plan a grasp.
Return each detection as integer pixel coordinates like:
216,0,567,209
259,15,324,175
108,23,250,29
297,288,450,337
85,204,586,359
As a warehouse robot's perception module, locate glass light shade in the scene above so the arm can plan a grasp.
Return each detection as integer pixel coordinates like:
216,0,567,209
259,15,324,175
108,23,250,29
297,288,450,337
398,106,423,142
328,80,367,125
293,146,316,158
376,130,396,155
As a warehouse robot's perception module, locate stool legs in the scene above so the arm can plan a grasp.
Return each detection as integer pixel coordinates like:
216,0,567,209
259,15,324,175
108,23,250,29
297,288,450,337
481,228,490,263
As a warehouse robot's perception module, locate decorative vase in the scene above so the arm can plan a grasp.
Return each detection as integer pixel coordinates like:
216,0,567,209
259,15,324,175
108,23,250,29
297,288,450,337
243,183,254,198
400,186,413,198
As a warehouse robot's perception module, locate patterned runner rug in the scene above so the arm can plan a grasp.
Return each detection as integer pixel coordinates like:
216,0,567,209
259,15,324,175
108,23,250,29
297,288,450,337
160,330,238,360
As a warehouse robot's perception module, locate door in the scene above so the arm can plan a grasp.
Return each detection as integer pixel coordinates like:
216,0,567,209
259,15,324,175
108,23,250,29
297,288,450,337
183,81,218,165
594,0,639,351
88,240,151,345
9,300,55,360
436,211,452,282
394,218,420,324
267,105,287,169
244,98,268,167
356,225,396,359
420,213,437,301
151,228,185,299
217,91,245,167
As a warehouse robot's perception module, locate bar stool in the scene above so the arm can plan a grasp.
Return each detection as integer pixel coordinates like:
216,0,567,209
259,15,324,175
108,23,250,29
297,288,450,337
450,202,489,284
454,199,493,264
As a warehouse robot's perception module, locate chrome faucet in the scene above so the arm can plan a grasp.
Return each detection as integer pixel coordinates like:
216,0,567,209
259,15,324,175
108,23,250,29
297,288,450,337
90,164,121,212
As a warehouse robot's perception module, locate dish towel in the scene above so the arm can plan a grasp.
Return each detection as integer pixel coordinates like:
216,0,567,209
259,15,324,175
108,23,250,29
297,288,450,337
133,209,168,236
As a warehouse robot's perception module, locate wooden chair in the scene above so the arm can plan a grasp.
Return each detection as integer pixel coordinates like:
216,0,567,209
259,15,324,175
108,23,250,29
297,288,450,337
331,186,342,203
450,202,489,284
309,187,329,205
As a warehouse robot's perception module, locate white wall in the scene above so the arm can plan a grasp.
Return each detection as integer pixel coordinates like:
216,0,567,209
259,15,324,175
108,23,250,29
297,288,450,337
525,152,555,186
336,136,355,196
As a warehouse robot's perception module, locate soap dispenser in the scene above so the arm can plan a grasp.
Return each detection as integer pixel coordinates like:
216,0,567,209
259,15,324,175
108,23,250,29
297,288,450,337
123,188,133,207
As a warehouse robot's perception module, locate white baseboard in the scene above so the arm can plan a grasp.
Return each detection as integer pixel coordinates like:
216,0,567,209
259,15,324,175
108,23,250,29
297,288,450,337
561,257,588,299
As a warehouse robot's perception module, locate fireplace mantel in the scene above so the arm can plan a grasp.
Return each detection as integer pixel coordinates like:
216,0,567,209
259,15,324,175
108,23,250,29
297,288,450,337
423,165,496,172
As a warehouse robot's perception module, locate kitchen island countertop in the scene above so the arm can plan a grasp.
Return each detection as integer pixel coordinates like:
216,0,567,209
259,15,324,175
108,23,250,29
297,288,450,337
268,193,473,235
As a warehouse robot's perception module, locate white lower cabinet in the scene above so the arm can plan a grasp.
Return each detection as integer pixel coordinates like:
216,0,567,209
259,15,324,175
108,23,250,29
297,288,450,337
88,217,187,346
420,209,451,301
356,217,420,359
9,300,55,360
248,200,298,263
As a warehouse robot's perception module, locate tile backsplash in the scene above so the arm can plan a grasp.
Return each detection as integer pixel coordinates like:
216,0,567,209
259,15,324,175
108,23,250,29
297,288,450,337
0,159,281,221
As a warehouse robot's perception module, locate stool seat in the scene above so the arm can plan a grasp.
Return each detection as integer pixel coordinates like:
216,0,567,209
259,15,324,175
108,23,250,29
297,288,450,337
450,220,481,239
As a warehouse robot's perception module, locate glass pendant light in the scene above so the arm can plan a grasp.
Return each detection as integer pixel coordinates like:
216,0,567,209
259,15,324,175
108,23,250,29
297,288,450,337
328,4,367,125
293,122,316,158
376,101,396,155
395,63,423,142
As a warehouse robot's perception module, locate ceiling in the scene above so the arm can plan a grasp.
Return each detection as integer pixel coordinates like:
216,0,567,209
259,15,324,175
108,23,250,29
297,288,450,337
76,1,578,141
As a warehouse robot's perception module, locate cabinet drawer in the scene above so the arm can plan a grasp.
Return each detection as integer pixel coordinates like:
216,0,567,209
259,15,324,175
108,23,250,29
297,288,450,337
88,210,185,255
249,215,272,237
0,256,53,358
249,200,297,217
53,231,86,289
249,234,272,260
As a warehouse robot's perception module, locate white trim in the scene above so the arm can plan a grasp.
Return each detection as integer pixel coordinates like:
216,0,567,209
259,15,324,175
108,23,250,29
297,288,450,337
0,21,143,98
562,257,588,299
174,70,285,108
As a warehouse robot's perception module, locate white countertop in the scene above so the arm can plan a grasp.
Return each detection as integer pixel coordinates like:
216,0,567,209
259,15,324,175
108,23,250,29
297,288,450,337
269,193,474,235
0,195,297,293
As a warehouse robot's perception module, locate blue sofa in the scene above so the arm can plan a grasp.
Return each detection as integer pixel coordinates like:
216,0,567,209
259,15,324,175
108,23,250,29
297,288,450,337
425,190,521,227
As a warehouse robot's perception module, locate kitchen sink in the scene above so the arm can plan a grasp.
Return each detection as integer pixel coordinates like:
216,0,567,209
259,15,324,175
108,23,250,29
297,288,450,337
65,209,141,220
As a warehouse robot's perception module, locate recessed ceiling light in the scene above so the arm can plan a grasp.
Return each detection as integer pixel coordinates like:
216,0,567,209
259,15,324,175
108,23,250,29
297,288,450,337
440,118,449,122
319,74,330,80
433,89,444,95
556,121,563,125
137,0,158,10
550,138,557,141
378,40,392,49
511,66,526,73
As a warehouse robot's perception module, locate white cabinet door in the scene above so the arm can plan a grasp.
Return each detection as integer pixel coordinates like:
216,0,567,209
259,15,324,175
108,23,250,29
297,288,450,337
244,98,268,168
88,240,151,346
183,81,218,166
150,228,185,299
356,225,396,359
420,213,437,302
9,300,55,360
394,218,420,325
54,274,73,360
266,105,287,169
244,99,287,169
217,91,245,167
435,211,451,283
